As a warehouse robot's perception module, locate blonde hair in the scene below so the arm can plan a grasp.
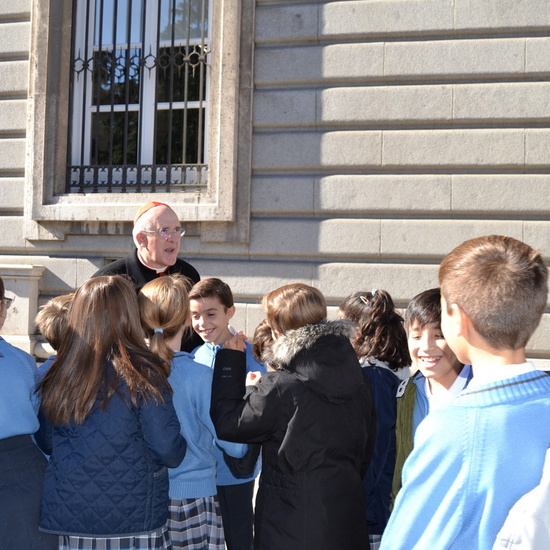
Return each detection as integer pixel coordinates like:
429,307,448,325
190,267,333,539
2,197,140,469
139,274,192,364
35,293,74,351
261,283,326,336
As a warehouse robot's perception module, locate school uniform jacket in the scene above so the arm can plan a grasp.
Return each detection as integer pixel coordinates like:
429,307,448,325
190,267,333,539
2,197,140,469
36,365,187,537
211,320,375,550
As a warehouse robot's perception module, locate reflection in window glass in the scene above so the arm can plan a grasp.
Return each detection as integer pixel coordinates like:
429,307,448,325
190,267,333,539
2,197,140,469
156,46,205,103
95,0,143,46
159,0,209,42
92,48,141,106
91,111,139,165
155,109,204,165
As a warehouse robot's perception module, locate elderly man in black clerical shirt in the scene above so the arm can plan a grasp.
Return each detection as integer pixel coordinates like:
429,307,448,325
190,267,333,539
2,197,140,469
93,201,201,350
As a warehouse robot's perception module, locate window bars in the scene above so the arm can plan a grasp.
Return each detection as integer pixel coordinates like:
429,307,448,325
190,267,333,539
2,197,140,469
67,0,209,193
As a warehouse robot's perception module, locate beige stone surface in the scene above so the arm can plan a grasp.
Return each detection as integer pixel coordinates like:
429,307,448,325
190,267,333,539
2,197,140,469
0,0,30,18
385,38,525,78
381,220,524,257
0,100,26,133
382,129,525,167
0,60,28,94
0,178,24,211
249,218,381,257
0,21,30,56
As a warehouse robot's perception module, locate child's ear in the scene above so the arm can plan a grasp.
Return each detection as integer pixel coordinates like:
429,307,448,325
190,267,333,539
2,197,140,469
226,305,236,320
449,303,470,337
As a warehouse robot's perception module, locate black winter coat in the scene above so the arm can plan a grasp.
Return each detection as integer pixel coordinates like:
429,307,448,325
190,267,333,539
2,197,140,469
211,320,375,550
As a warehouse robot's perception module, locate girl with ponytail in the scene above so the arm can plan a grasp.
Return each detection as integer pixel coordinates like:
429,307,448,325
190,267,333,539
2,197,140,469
339,289,410,550
139,275,248,550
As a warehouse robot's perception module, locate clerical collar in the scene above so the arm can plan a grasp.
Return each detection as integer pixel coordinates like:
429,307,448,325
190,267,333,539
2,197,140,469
137,251,168,274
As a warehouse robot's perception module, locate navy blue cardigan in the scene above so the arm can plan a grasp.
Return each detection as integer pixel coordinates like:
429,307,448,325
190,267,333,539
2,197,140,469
36,378,186,537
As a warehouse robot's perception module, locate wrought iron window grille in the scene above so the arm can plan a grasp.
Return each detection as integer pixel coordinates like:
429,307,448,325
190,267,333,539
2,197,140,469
66,0,210,194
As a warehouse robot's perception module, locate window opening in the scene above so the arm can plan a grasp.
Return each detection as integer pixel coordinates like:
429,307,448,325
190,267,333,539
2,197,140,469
67,0,210,193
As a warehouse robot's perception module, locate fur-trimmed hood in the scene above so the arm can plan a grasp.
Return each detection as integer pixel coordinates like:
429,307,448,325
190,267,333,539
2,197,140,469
265,319,364,404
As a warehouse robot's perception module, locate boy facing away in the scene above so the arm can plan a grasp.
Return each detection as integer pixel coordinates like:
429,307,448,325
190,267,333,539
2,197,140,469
381,235,550,550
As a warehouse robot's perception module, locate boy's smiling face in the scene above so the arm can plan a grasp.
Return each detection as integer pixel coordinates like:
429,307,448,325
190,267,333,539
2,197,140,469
408,320,463,390
190,296,235,346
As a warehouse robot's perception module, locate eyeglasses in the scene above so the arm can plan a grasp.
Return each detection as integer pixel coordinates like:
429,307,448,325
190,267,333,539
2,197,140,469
1,296,14,309
142,227,186,239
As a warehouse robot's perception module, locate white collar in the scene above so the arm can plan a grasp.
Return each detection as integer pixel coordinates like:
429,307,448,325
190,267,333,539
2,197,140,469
137,250,168,273
426,364,471,409
467,361,537,389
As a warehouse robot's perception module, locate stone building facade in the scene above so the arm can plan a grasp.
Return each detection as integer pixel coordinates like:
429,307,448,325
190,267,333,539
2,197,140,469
1,0,550,364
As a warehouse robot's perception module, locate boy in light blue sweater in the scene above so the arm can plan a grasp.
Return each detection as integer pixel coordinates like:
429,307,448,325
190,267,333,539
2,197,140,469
381,235,550,550
190,278,266,550
140,275,249,549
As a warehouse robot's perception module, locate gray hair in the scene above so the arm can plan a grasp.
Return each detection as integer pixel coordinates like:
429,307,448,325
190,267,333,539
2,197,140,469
132,215,154,248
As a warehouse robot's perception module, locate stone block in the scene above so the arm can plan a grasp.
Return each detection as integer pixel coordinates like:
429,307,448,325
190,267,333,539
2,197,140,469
319,85,452,125
528,313,550,356
381,220,524,257
255,43,384,86
0,0,31,19
321,0,454,37
0,22,30,56
452,176,550,213
526,38,550,73
382,129,525,167
256,4,319,44
317,262,439,304
253,90,316,128
525,130,550,165
0,138,25,171
385,39,524,78
253,131,382,170
316,175,451,213
455,0,550,30
0,99,26,133
523,221,550,259
0,60,28,94
249,218,380,257
192,258,316,295
0,263,44,341
0,177,24,211
0,216,27,249
231,303,265,337
454,82,550,121
252,177,315,214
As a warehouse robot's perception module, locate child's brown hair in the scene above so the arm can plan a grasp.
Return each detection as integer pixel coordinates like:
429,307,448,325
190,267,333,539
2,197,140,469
252,319,274,364
339,289,409,370
261,283,326,336
439,235,548,350
35,293,74,351
189,278,234,309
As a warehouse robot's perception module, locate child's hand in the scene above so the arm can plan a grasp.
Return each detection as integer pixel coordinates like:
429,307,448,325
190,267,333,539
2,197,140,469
246,371,262,386
223,332,247,352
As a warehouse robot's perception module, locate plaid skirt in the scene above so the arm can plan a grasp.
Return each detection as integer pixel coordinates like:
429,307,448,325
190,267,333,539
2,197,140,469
59,525,171,550
168,496,225,549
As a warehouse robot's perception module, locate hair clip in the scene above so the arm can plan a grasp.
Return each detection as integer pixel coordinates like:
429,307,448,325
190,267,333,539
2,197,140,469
154,328,164,334
371,289,377,296
359,296,369,305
